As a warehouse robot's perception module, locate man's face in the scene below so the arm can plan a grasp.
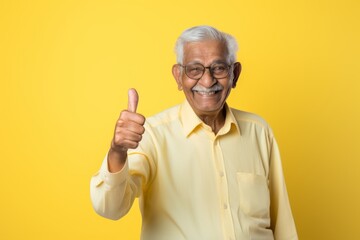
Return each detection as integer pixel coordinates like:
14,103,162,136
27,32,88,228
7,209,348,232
172,40,241,118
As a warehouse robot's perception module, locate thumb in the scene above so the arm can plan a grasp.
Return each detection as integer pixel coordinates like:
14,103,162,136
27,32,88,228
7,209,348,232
127,88,139,113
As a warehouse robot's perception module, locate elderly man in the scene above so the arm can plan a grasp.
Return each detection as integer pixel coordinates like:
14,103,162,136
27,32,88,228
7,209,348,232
90,26,298,240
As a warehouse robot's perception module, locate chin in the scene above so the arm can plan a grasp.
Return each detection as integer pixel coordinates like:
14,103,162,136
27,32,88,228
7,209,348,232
195,104,223,114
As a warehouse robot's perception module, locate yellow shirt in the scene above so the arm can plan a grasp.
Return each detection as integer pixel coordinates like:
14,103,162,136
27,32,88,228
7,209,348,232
90,101,298,240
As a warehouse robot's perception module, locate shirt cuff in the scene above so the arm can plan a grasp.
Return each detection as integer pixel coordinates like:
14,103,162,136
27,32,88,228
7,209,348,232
99,153,129,187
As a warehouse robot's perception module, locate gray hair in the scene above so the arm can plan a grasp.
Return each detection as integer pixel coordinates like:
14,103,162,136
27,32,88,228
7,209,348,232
174,25,238,64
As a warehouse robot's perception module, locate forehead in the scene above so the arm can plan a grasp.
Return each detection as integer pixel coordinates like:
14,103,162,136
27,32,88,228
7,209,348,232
183,40,228,64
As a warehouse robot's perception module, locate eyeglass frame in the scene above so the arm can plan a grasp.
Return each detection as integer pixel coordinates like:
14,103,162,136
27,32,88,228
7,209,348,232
178,62,234,81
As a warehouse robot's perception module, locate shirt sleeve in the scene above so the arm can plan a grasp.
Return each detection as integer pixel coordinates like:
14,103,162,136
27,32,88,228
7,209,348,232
90,121,156,220
269,135,298,240
90,153,146,220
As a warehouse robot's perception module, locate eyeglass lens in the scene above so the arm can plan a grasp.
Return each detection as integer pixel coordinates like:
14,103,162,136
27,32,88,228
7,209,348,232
185,63,229,80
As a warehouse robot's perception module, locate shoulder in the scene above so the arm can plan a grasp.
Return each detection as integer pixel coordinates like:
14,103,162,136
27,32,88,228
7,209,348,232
230,108,274,137
145,104,181,128
231,108,269,128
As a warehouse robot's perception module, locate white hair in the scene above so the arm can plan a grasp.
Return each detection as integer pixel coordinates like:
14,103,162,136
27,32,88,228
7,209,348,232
174,25,238,64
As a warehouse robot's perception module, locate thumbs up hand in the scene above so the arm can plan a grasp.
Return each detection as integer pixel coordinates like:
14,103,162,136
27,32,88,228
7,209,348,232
108,88,146,172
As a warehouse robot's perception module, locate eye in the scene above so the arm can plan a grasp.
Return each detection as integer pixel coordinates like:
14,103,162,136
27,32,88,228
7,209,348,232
187,65,204,75
212,64,227,73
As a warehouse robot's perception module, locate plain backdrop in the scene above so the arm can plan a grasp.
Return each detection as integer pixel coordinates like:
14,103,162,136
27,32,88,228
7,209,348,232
1,0,360,239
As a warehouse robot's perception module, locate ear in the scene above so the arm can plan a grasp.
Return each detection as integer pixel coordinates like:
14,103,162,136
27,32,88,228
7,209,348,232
172,64,183,91
231,62,242,88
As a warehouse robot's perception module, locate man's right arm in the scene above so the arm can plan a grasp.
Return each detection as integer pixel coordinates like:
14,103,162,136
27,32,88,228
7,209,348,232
90,88,146,220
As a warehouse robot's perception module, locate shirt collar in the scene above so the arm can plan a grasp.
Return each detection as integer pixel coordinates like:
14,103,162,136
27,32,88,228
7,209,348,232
179,100,241,137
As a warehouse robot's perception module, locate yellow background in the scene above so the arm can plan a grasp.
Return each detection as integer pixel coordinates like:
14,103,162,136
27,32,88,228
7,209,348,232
1,0,359,239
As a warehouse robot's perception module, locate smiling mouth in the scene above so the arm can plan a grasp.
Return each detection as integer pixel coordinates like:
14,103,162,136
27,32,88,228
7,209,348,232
194,90,220,96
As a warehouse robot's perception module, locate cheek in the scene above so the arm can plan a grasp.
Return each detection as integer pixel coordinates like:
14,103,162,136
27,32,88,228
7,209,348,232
221,80,233,98
222,78,233,90
182,78,197,90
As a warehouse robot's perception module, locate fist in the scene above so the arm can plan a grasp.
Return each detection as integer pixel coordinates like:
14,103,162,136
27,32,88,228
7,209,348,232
111,88,146,154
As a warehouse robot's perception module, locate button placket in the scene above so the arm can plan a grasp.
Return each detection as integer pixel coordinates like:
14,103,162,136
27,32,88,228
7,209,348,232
214,138,236,240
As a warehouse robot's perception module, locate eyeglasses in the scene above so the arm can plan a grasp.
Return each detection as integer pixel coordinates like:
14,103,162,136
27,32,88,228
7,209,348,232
179,62,232,80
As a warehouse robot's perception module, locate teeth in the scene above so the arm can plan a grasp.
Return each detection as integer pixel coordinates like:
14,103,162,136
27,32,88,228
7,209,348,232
196,91,216,95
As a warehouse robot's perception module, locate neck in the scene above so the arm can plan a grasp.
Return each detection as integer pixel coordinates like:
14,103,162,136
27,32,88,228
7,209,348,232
198,107,226,134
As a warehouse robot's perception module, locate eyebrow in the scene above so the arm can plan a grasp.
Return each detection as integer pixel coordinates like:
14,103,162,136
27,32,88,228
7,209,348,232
185,59,228,66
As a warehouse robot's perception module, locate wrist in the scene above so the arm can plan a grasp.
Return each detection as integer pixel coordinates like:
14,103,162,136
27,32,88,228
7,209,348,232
108,148,127,172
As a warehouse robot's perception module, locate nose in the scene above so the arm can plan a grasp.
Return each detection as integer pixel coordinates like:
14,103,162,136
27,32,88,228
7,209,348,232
198,68,217,87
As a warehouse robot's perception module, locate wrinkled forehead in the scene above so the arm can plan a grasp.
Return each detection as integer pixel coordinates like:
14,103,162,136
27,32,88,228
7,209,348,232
182,40,229,64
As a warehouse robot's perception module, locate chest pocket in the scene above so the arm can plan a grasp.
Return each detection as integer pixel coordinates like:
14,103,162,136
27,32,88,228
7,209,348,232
237,172,270,218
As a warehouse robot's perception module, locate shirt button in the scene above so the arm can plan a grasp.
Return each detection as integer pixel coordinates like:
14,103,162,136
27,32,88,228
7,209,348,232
224,204,228,209
219,171,224,177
